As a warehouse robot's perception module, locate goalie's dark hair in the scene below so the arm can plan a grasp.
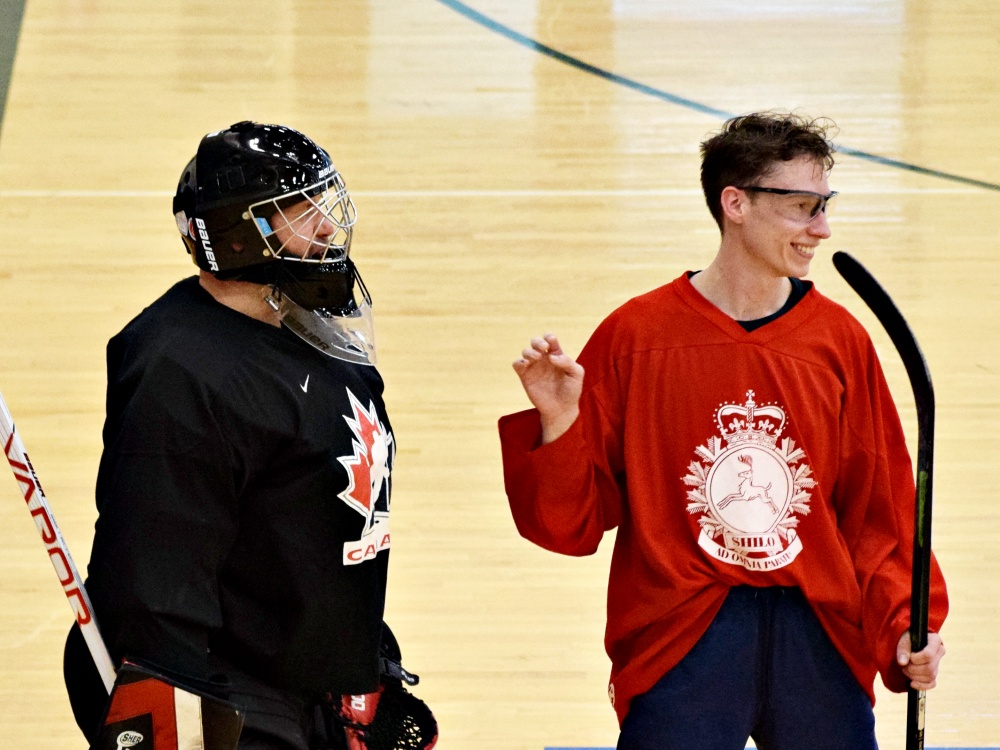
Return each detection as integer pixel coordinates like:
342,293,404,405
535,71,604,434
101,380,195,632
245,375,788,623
700,111,837,230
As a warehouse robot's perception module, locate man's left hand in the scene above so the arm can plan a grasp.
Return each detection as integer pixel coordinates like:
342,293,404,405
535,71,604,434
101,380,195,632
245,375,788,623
896,631,946,690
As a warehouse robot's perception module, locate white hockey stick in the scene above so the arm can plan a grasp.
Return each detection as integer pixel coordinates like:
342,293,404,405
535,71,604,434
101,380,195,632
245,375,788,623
0,388,116,693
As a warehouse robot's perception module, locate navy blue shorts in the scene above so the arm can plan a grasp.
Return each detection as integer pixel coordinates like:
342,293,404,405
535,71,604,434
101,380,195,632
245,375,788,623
617,586,877,750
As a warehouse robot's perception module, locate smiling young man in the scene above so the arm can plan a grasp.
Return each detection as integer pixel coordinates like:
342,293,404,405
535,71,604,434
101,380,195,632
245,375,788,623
498,112,948,749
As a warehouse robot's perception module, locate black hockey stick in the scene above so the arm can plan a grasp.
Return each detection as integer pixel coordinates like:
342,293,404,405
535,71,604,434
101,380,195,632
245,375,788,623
832,251,934,750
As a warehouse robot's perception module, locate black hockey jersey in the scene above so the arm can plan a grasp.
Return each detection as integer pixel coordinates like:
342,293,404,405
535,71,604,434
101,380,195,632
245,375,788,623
84,277,393,703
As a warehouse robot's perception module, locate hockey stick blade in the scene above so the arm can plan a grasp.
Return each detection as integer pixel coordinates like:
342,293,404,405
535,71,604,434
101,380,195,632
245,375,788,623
832,251,935,750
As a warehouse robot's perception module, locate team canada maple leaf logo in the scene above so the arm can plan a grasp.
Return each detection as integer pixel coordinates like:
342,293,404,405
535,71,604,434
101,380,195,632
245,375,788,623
337,388,393,565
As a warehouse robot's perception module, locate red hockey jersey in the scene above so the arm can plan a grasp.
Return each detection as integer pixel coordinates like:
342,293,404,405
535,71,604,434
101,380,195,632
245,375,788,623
498,273,948,725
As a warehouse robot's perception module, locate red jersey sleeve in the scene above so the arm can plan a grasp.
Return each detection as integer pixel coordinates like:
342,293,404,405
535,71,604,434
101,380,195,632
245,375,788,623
498,324,627,556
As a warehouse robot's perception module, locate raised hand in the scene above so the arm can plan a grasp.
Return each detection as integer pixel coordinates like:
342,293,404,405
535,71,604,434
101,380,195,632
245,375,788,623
512,334,585,444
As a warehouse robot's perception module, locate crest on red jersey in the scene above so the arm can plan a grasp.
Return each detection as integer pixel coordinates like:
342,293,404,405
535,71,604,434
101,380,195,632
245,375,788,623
682,390,815,570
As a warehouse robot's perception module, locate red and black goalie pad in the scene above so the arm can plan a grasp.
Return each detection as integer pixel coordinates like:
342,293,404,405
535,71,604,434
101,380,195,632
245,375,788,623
91,662,244,750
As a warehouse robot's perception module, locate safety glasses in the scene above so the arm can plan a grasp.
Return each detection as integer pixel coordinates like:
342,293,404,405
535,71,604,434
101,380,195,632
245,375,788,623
737,186,838,223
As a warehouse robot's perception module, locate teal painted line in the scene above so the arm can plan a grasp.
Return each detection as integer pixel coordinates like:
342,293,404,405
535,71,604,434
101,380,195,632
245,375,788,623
435,0,729,119
435,0,1000,193
0,0,27,136
837,145,1000,192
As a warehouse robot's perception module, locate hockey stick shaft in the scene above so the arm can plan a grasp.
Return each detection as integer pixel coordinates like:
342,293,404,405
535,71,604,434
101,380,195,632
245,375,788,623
832,251,934,750
0,388,116,693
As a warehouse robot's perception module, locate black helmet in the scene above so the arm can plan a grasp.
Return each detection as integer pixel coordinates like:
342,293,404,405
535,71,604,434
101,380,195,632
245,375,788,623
173,122,377,366
172,121,356,279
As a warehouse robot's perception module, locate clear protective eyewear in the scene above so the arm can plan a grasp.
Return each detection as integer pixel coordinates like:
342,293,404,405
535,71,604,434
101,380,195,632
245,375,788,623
737,186,838,223
248,173,358,261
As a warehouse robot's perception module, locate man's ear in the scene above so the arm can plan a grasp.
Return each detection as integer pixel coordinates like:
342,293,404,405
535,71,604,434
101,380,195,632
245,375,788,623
719,186,747,226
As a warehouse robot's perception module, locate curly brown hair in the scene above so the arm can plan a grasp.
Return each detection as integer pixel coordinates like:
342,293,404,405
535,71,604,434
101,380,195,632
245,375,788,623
700,112,836,230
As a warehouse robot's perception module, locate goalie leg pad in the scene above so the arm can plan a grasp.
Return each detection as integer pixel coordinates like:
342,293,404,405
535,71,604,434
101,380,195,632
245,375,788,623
90,661,244,750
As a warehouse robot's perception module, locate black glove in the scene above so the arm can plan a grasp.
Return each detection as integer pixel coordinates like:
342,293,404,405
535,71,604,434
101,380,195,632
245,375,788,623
312,623,438,750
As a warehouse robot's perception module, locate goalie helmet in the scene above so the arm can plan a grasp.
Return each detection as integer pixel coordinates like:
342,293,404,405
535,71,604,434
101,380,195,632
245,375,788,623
173,121,376,365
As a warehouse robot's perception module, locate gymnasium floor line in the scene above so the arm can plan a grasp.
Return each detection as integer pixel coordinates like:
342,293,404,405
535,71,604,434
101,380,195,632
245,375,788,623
433,0,1000,194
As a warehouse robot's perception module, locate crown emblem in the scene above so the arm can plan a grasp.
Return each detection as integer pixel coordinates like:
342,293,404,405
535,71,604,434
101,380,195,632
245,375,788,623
716,390,786,448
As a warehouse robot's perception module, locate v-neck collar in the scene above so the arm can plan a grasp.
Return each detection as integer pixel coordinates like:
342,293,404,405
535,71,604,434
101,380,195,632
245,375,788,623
674,272,816,342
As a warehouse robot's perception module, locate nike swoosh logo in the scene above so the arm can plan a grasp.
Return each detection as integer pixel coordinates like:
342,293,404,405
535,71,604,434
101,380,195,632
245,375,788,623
300,374,310,393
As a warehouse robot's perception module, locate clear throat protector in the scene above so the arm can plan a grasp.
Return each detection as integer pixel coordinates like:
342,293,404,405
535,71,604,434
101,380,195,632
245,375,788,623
266,285,377,366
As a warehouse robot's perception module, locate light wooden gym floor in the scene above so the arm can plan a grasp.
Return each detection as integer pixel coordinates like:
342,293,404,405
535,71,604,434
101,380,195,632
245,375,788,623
0,1,997,748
